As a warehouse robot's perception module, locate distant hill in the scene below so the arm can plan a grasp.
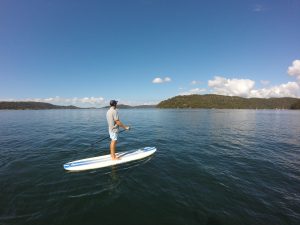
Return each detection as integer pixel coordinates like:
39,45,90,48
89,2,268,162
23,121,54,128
157,94,300,109
290,99,300,109
0,102,81,110
132,105,157,109
102,104,156,109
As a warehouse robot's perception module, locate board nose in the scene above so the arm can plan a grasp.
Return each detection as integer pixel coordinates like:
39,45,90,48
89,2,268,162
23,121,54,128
143,147,156,151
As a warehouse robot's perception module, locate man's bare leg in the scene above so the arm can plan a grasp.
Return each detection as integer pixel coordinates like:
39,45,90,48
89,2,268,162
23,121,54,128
110,140,120,160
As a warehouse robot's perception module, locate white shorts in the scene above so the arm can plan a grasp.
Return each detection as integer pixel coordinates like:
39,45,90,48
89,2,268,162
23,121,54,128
109,131,118,141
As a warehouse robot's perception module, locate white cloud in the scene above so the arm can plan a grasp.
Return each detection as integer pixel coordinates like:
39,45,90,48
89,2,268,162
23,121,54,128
79,97,104,104
287,59,300,81
208,76,300,98
208,76,255,97
152,78,163,83
152,77,171,84
179,88,206,96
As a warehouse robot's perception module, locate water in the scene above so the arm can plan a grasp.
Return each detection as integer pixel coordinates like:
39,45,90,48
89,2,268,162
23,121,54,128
0,109,300,225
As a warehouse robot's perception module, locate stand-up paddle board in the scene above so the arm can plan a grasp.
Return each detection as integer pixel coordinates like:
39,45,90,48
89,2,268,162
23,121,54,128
63,147,156,171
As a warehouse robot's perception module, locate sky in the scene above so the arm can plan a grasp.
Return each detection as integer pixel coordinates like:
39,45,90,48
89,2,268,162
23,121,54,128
0,0,300,107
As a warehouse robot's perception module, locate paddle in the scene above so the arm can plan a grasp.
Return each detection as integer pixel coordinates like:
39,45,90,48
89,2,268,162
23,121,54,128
90,128,129,147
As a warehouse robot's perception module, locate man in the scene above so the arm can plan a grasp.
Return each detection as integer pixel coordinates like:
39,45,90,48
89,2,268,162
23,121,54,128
106,100,130,160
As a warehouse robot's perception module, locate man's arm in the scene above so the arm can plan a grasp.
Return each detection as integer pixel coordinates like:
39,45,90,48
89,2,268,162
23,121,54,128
115,120,130,130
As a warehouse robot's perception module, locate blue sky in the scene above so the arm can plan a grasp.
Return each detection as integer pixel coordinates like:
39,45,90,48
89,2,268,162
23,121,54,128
1,0,300,106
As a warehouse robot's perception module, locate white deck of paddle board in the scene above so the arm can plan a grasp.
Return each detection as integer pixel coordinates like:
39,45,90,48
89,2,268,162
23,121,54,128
64,147,156,171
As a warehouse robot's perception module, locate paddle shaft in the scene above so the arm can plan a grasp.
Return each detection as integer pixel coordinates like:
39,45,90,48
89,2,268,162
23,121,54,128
91,129,127,147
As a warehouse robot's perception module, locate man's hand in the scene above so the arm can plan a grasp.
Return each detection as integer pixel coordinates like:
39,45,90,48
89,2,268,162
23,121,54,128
125,126,130,130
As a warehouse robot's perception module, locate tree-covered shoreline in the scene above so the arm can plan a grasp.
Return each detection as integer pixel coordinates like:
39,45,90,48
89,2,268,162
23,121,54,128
157,94,300,109
0,102,80,110
2,96,300,110
0,102,157,110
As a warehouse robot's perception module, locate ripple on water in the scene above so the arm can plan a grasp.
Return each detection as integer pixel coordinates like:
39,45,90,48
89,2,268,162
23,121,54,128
1,109,300,225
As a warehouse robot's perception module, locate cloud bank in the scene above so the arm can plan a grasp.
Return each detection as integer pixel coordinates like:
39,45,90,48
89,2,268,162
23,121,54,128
249,82,299,98
208,76,300,98
1,97,160,107
204,59,300,98
152,77,171,84
4,96,106,107
179,88,206,96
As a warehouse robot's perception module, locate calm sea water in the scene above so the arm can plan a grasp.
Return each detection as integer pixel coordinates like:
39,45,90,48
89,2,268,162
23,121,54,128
0,109,300,225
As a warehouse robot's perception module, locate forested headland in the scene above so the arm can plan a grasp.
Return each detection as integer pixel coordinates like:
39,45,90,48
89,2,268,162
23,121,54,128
157,94,300,109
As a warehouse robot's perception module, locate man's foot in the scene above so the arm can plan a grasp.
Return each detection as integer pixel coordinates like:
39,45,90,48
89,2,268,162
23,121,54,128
111,156,121,160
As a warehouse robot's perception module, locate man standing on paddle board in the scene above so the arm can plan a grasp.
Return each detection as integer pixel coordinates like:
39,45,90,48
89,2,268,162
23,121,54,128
106,100,130,160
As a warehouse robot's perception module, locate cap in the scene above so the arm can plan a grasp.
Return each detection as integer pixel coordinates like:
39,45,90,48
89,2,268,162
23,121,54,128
110,100,118,106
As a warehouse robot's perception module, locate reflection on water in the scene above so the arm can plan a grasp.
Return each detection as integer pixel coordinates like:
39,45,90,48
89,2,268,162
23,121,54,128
108,166,120,196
